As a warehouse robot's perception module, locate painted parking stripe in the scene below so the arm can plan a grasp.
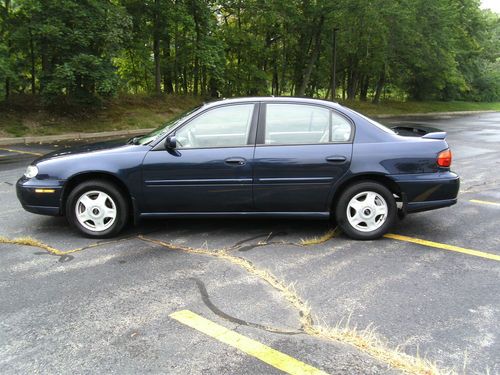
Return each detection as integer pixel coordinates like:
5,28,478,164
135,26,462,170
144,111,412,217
385,233,500,262
0,147,43,156
469,199,500,207
170,310,328,375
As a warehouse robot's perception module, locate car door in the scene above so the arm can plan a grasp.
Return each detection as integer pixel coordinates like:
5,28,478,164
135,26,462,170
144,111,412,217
141,103,258,213
253,102,353,212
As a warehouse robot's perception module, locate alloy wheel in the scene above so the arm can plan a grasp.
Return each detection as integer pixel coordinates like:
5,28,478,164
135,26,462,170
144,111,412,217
346,191,388,233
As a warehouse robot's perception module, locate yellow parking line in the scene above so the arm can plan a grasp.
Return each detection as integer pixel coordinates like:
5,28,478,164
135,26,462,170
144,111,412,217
470,199,500,207
170,310,328,375
0,147,43,156
385,233,500,262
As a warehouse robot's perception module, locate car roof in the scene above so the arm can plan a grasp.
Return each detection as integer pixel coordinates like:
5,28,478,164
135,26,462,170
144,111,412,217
202,96,342,109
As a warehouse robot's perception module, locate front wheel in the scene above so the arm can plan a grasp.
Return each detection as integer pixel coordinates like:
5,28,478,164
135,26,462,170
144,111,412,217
66,180,129,238
335,181,396,240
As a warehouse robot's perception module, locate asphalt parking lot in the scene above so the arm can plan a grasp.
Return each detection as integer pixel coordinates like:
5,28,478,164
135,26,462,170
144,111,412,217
1,113,499,375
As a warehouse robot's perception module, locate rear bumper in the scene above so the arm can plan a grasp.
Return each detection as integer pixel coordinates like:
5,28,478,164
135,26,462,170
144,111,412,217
406,198,457,213
16,177,63,216
391,171,460,214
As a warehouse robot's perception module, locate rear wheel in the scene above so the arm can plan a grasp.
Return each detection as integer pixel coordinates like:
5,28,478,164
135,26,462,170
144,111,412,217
335,181,396,240
66,180,129,238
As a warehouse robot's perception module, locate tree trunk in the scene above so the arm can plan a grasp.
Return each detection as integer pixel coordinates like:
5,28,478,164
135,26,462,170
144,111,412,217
163,34,173,93
193,56,199,96
40,38,51,92
192,0,201,96
346,65,358,100
173,24,179,93
201,65,207,96
272,60,279,95
324,87,330,100
372,68,385,104
29,29,36,94
182,66,188,94
153,0,161,95
4,0,11,100
235,0,242,95
293,33,312,96
280,37,287,95
296,15,325,97
342,71,346,101
359,76,369,101
209,77,218,98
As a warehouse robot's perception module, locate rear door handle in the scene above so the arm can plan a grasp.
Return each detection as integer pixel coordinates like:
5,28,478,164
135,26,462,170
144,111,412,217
225,157,247,166
326,155,347,163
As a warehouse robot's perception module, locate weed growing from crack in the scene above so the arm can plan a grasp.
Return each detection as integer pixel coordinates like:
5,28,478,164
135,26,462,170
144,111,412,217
0,235,130,257
2,229,455,374
300,228,340,246
137,234,454,375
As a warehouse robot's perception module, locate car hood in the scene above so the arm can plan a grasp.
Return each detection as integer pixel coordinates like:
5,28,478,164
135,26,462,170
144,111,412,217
33,139,131,164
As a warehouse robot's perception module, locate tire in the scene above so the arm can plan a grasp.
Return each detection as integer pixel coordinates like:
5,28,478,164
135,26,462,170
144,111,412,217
66,179,129,238
335,181,396,240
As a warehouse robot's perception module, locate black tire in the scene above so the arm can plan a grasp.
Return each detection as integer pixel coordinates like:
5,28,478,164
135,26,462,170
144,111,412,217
335,181,396,240
66,179,129,238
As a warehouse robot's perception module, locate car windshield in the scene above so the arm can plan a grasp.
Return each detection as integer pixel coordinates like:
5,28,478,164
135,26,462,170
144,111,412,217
133,105,202,145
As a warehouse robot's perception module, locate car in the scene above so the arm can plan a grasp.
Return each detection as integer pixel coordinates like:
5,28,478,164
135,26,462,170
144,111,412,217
16,97,460,240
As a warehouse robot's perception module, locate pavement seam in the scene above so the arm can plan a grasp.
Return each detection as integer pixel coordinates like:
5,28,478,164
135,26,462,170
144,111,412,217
0,235,135,260
0,229,457,373
137,234,452,375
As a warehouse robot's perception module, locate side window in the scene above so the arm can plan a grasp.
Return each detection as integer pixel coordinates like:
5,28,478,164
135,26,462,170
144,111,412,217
331,111,352,142
176,104,254,148
264,104,352,145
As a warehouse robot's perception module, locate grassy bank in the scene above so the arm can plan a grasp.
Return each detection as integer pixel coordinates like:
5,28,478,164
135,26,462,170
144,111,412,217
0,95,203,138
341,100,500,116
0,95,499,138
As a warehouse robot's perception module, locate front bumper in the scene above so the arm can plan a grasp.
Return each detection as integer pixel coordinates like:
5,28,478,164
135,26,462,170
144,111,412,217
16,177,64,216
391,171,460,213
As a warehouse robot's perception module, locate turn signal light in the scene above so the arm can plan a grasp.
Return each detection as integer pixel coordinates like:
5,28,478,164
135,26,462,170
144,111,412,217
35,189,55,193
437,149,452,167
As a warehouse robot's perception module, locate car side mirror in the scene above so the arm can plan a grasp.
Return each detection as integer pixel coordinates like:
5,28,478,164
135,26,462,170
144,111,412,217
165,135,177,149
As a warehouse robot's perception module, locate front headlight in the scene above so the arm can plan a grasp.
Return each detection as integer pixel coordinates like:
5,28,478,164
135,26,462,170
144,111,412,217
24,165,39,179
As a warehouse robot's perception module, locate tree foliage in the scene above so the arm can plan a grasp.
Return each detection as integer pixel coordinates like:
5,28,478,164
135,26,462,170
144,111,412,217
0,0,499,105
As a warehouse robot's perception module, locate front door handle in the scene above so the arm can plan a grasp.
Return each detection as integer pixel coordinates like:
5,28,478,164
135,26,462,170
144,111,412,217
225,157,247,166
326,155,347,163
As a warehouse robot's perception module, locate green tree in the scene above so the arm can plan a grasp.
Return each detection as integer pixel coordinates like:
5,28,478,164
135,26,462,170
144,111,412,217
18,0,131,105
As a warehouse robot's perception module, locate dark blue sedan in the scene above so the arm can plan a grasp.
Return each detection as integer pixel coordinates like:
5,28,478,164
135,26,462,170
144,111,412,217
16,97,459,239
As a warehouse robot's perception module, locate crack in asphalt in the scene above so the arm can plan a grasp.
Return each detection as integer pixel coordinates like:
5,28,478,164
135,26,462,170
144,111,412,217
0,234,137,262
2,227,450,374
137,234,450,375
192,277,302,335
0,226,165,261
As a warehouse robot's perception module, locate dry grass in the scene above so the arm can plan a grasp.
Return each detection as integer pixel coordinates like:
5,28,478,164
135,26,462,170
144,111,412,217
1,231,456,373
138,235,454,375
306,322,451,375
300,228,340,246
138,235,314,325
0,94,203,137
0,235,127,256
0,235,66,255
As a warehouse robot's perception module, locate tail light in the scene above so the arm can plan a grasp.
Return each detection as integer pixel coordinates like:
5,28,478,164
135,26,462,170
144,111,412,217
437,149,452,167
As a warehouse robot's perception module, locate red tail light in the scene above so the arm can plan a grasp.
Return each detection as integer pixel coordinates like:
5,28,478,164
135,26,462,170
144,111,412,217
437,149,452,167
